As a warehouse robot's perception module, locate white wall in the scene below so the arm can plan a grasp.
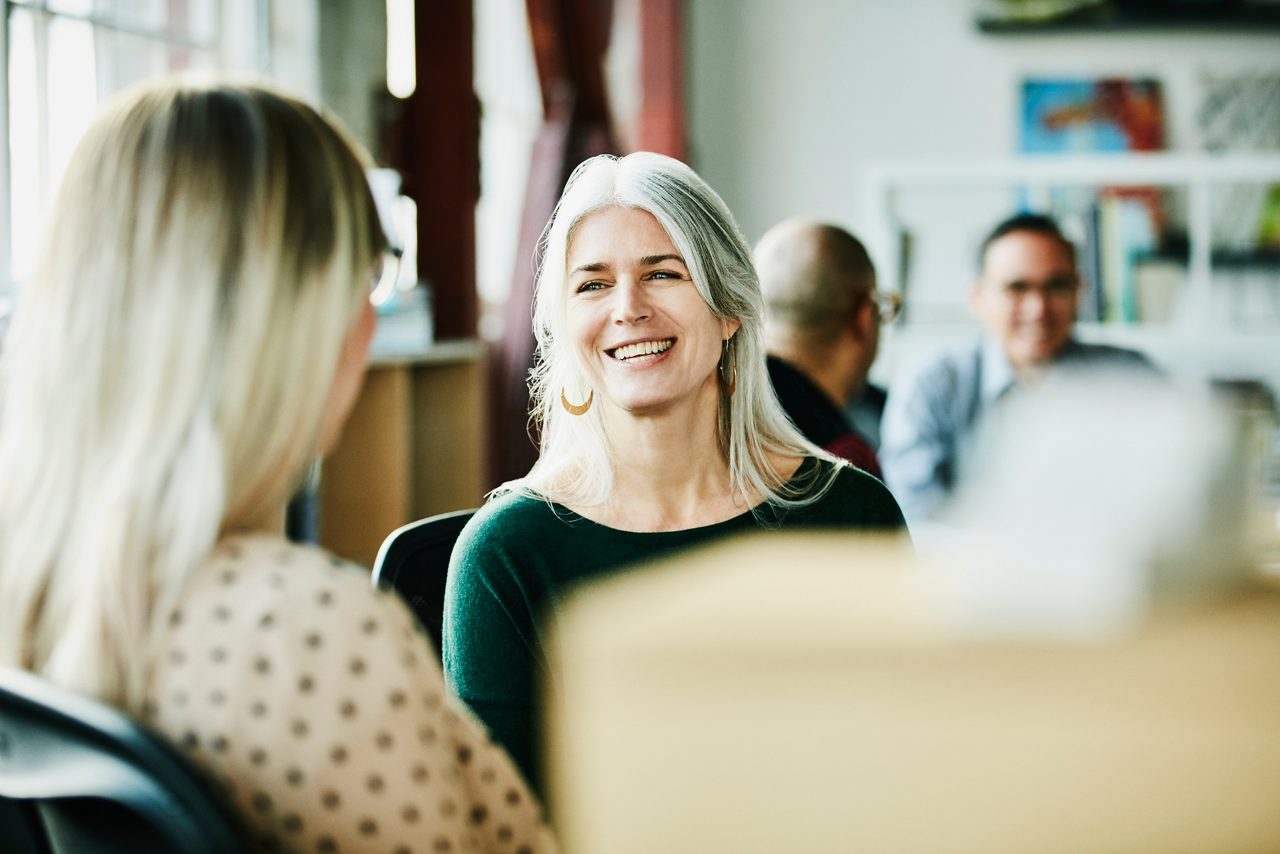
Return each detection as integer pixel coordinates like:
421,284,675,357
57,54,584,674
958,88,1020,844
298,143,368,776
687,0,1280,240
686,0,1280,388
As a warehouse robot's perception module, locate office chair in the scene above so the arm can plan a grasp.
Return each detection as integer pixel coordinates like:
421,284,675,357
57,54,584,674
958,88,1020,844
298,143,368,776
0,666,247,854
372,508,477,659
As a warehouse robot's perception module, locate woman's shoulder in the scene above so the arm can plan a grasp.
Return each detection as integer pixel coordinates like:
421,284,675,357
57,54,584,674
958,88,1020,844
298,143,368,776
166,534,427,667
463,489,574,546
453,489,637,583
183,533,381,607
789,456,907,530
474,487,553,520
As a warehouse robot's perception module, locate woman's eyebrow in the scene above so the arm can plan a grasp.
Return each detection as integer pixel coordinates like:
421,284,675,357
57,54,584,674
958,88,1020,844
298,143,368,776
642,253,686,266
569,260,611,276
569,254,685,275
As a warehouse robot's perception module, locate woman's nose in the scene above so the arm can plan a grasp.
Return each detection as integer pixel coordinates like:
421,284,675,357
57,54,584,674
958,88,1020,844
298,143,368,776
612,278,651,324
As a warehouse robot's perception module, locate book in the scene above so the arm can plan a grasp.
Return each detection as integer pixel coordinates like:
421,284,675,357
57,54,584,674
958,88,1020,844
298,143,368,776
1020,78,1167,324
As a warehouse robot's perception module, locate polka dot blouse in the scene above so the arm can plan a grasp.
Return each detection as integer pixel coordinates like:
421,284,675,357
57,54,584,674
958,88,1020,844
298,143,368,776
146,533,556,854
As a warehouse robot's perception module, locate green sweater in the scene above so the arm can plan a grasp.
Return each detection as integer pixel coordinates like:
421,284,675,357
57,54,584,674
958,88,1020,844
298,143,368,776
442,457,906,789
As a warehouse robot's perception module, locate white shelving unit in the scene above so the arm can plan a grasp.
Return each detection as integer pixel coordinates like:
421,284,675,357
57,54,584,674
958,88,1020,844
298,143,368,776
859,153,1280,391
863,152,1280,313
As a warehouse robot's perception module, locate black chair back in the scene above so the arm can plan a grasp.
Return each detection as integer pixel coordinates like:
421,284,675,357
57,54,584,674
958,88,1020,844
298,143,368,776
372,508,477,659
0,667,247,853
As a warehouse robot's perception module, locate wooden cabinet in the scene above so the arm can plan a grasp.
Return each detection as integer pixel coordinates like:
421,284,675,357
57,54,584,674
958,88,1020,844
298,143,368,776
318,340,487,568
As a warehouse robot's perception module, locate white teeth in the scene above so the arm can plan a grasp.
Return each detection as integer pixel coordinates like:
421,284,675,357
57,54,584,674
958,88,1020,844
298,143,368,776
613,339,673,361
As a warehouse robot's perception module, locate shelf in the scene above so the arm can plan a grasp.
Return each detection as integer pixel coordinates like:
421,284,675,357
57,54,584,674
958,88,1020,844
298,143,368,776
369,336,485,367
862,152,1280,189
1136,248,1280,270
860,152,1280,337
977,3,1280,33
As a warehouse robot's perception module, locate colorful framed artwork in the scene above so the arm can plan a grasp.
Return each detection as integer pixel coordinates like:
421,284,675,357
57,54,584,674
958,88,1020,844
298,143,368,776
1021,78,1164,153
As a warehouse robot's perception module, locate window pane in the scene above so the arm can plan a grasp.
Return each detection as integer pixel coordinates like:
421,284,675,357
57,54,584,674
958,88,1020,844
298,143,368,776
45,0,165,33
101,0,167,36
93,27,215,92
5,0,227,293
8,9,41,283
45,0,219,43
47,0,95,16
175,0,221,45
47,17,99,205
95,27,166,92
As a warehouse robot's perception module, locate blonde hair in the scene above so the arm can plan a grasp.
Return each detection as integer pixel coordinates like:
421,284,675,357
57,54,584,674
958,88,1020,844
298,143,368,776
508,152,839,511
0,79,385,710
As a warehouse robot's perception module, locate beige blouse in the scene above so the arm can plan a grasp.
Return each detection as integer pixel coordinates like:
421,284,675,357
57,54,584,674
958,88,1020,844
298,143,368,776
146,533,555,854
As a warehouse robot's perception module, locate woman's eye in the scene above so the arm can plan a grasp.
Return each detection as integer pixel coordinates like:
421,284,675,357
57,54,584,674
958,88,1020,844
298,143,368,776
648,270,679,280
574,281,606,294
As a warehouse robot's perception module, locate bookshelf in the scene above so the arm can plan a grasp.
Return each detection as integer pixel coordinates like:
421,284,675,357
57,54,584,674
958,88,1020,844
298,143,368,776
860,152,1280,390
863,153,1280,312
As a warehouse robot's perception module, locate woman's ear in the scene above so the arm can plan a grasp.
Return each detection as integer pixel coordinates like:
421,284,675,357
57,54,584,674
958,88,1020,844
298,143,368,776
722,316,742,340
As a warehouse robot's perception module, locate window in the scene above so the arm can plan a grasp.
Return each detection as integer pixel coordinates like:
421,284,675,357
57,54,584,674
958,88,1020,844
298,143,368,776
474,0,540,341
1,0,268,315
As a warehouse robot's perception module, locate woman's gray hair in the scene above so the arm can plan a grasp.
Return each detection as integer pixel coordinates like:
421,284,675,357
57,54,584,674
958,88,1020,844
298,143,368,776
0,78,385,709
508,151,839,511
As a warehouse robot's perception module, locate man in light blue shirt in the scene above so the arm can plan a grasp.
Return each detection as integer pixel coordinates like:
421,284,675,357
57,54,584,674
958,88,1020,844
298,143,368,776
879,213,1155,527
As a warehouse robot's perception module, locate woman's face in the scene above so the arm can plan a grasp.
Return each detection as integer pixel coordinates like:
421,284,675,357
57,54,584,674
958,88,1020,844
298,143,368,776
565,205,739,418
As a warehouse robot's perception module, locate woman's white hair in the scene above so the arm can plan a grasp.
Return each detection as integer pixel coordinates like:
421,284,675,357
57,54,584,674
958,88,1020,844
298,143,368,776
509,151,841,511
0,78,385,710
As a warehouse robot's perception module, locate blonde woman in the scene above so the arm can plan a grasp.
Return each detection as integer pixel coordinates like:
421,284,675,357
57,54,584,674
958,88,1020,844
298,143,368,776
444,152,907,789
0,79,552,853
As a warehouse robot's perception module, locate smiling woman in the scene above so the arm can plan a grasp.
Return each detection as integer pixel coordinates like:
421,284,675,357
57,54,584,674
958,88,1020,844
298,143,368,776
442,151,908,791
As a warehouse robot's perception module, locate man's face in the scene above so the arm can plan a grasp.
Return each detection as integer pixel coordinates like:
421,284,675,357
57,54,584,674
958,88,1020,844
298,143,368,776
970,230,1079,373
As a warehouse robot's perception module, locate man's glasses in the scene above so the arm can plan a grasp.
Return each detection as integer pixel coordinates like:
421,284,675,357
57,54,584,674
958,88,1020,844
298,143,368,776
370,247,405,306
1001,274,1078,302
872,291,902,324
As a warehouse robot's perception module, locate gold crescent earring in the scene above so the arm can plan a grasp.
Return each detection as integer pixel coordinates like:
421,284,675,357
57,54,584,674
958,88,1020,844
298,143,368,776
560,387,593,416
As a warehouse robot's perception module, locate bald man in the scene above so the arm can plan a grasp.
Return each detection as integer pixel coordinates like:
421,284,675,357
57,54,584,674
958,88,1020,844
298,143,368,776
755,219,895,478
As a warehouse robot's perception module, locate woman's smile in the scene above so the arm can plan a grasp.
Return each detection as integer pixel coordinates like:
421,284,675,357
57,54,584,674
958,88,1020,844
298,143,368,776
607,337,676,363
